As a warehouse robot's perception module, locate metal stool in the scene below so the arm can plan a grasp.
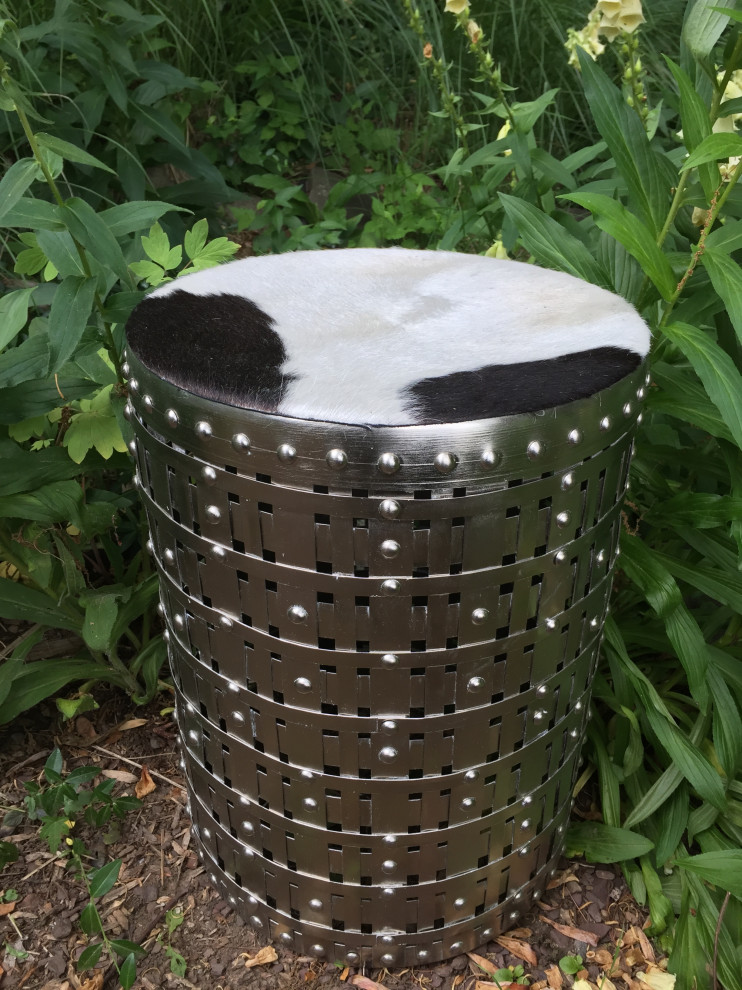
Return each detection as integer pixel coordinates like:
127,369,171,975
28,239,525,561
125,248,647,967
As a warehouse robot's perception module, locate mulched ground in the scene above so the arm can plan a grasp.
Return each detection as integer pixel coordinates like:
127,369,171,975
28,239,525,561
0,691,668,990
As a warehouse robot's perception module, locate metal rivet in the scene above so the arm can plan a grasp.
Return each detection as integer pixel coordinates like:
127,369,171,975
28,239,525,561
537,685,547,696
128,439,137,455
202,827,211,838
454,897,465,908
166,408,179,427
188,730,198,742
294,677,312,692
195,420,212,439
522,795,533,806
545,617,557,630
277,443,296,462
382,834,396,845
471,607,489,625
227,680,240,694
377,452,401,475
623,402,632,417
482,928,492,938
556,510,571,527
381,954,395,966
480,449,501,469
513,891,523,902
533,709,547,722
133,469,141,487
186,702,194,713
220,615,234,629
575,700,583,711
205,505,221,523
210,873,217,883
381,579,401,595
450,942,463,953
129,378,139,393
242,821,254,833
468,676,485,692
309,898,323,910
233,711,244,724
210,545,227,561
382,887,396,897
600,416,611,431
326,448,348,469
280,932,293,944
509,910,520,921
380,539,400,558
434,451,457,474
557,824,564,835
521,819,531,830
157,602,165,616
381,859,397,873
417,950,429,961
382,720,397,732
637,412,644,424
345,952,359,963
379,498,401,520
597,549,606,563
123,402,133,420
122,361,130,376
142,394,154,412
173,614,184,630
379,747,398,763
381,653,398,667
518,846,530,857
532,889,542,902
568,429,582,444
637,386,646,400
146,539,154,555
162,629,170,643
201,465,217,484
380,935,395,945
561,472,575,490
461,797,475,809
570,728,580,739
288,604,308,623
248,896,258,906
300,769,314,780
251,916,264,929
527,440,542,460
554,549,566,563
232,432,250,452
311,944,325,957
465,769,479,781
303,797,317,810
590,617,599,629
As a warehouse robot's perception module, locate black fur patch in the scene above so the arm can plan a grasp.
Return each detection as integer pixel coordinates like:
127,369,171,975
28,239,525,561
404,347,641,423
125,290,293,410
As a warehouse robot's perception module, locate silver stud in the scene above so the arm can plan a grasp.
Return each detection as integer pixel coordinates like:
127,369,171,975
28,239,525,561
527,440,542,460
210,545,227,561
454,897,465,908
309,898,323,910
251,916,264,929
157,602,165,616
162,629,170,643
174,614,185,630
122,361,130,376
300,770,314,780
188,730,198,742
195,420,212,439
417,950,429,961
380,539,400,558
382,834,396,845
597,549,606,563
557,824,564,835
277,443,296,462
590,617,599,629
129,378,139,393
288,604,309,623
561,472,575,490
381,720,397,732
146,539,154,555
128,439,137,455
142,394,154,413
468,676,485,692
434,451,457,474
554,549,566,563
201,465,217,484
522,795,533,806
471,607,489,625
227,680,240,694
205,505,221,523
381,860,397,873
220,615,234,630
532,889,542,902
575,700,583,711
556,510,571,527
480,449,501,469
377,452,401,475
163,548,175,565
637,412,644,424
509,910,520,921
242,821,254,833
326,448,348,469
294,677,312,692
465,769,479,781
280,932,293,944
232,432,250,452
599,416,611,431
521,819,531,830
380,935,395,945
311,944,325,957
450,942,463,953
166,408,179,427
482,929,492,938
378,498,401,520
248,896,258,906
533,709,547,722
637,386,646,400
568,429,582,444
518,846,530,857
186,702,195,713
202,827,211,838
381,653,398,667
233,711,245,724
570,728,580,739
537,684,548,696
461,797,475,809
210,873,217,884
345,952,359,964
623,402,632,417
513,891,523,901
381,579,401,595
379,747,398,762
545,617,557,631
303,797,317,811
381,954,395,966
382,887,396,897
123,402,133,420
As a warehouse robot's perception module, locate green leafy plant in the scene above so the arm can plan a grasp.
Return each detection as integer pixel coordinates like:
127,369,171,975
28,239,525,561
559,954,584,976
156,905,187,978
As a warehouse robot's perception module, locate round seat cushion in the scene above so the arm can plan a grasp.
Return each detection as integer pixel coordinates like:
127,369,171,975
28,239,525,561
125,248,649,425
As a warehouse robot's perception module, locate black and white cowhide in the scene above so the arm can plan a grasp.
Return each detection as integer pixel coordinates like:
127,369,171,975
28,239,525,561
125,248,649,425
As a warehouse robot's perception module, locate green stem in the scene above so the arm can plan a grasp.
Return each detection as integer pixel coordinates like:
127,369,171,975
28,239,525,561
710,34,742,121
656,171,690,249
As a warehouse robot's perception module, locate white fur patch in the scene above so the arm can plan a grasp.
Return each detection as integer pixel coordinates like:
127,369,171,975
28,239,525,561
149,248,649,424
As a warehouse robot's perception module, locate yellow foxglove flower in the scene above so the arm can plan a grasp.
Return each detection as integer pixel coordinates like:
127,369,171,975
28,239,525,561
466,19,481,44
444,0,469,13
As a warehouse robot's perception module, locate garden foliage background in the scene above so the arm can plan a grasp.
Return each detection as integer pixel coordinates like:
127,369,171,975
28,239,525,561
1,0,742,986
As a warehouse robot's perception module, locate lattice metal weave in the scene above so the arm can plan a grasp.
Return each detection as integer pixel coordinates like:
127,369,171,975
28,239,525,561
125,344,646,967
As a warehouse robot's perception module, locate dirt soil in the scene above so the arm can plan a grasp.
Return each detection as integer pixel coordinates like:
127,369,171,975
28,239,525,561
0,693,665,990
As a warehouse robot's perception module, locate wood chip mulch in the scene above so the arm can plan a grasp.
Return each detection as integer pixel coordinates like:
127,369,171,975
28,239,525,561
0,693,672,990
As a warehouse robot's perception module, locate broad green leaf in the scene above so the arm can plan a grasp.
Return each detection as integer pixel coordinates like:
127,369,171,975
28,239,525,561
0,376,94,425
39,817,71,853
664,321,742,449
64,400,128,464
561,192,676,300
80,902,103,935
184,218,208,260
511,87,559,133
82,593,120,651
36,229,86,278
0,159,40,224
119,953,137,990
100,201,187,239
141,222,181,269
179,237,237,272
35,132,116,174
109,939,146,957
706,219,742,253
0,842,19,871
681,132,742,169
587,725,620,827
0,288,35,350
703,248,742,344
0,442,85,497
683,0,735,58
61,198,130,285
0,578,80,631
664,56,717,200
644,493,742,529
577,50,667,235
677,850,742,899
565,822,654,862
656,550,742,614
57,693,99,720
0,334,50,389
668,875,712,990
45,748,63,778
0,481,84,527
499,193,610,288
653,785,690,866
77,943,104,970
88,858,121,898
48,277,98,373
641,856,675,935
1,198,64,231
129,259,166,286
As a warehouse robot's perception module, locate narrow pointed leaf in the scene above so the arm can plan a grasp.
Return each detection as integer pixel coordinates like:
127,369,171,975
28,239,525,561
703,248,742,345
565,822,654,862
48,277,98,373
681,132,742,169
677,850,742,898
35,133,116,174
683,0,735,57
88,858,121,898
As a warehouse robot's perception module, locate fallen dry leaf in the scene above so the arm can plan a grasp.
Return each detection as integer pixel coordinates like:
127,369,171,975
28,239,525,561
0,901,16,916
118,718,148,731
539,915,599,947
350,976,390,990
495,934,538,966
244,945,278,968
545,963,563,989
79,974,104,990
468,951,497,975
101,769,138,784
134,765,156,798
635,927,656,964
637,969,676,990
623,947,647,968
475,984,517,990
599,979,618,990
547,870,579,890
339,966,350,981
573,982,598,990
587,949,615,968
508,926,533,938
452,976,465,988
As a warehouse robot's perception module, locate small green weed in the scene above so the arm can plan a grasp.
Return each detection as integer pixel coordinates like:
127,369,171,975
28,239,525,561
559,954,584,975
156,905,187,978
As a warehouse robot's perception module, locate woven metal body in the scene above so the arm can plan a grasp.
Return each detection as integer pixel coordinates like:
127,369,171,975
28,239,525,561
125,344,646,966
